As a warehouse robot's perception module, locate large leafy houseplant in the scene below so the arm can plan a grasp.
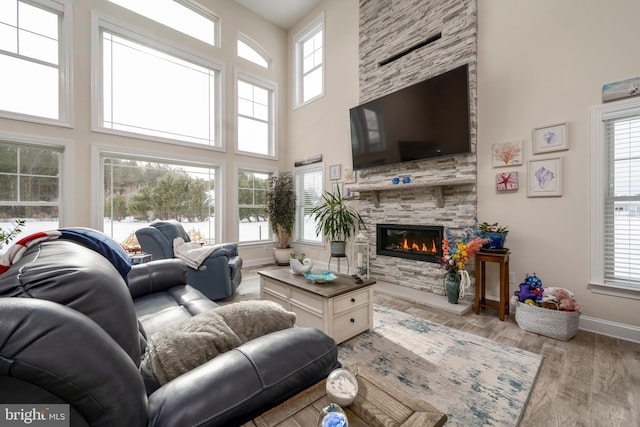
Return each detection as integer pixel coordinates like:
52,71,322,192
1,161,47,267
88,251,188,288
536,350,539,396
311,186,365,256
265,172,296,251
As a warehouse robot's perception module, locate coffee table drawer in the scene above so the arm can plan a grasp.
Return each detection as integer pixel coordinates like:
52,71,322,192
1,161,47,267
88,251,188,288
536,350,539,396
332,305,370,343
261,278,290,299
334,288,370,315
290,288,323,314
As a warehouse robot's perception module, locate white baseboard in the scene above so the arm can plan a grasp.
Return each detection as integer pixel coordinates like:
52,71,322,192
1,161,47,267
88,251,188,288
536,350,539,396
578,315,640,344
243,257,278,268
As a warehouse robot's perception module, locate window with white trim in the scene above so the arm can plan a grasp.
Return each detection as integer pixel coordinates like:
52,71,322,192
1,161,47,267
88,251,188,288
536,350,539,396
107,0,218,46
237,73,275,156
102,154,218,245
590,97,640,299
96,19,222,148
295,164,323,243
0,140,62,253
0,0,72,124
237,168,272,243
237,36,270,69
294,14,324,107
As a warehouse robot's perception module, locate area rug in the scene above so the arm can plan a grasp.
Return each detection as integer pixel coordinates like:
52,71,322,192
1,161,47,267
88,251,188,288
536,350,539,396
338,305,542,427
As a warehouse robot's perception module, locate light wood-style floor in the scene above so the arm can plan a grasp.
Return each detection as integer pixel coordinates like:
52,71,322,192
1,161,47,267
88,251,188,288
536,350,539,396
233,268,640,427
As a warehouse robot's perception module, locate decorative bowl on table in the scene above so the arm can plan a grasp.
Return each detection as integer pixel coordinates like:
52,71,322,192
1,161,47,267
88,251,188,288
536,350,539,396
303,271,337,284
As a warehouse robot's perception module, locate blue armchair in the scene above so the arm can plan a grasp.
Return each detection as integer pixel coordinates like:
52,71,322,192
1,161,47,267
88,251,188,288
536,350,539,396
135,221,242,300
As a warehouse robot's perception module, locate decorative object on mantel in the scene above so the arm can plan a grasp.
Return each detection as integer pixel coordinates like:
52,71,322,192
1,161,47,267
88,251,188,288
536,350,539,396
532,122,568,154
477,221,509,251
492,140,523,167
527,157,563,197
496,171,518,192
602,76,640,103
289,252,313,274
440,228,489,304
265,172,296,265
311,185,365,257
352,232,369,279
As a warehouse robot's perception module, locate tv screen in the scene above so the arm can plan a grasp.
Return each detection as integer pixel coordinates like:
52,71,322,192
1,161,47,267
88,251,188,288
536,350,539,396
349,64,470,171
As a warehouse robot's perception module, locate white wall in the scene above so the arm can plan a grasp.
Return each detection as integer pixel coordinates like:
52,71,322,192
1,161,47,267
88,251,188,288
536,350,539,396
477,0,640,328
286,0,360,263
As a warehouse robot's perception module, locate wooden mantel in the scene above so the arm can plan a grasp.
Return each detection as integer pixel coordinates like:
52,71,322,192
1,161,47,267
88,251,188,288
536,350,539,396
350,177,476,208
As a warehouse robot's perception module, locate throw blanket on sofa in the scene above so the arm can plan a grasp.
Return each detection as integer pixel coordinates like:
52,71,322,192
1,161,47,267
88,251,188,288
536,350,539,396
172,237,223,269
143,300,296,385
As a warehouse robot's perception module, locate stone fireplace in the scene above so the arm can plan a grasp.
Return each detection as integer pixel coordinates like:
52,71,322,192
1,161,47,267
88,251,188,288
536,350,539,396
349,0,478,297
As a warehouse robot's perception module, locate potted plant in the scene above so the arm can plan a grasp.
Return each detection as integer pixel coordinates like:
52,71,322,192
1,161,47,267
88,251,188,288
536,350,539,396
311,185,365,256
265,172,296,265
477,221,509,250
0,219,25,248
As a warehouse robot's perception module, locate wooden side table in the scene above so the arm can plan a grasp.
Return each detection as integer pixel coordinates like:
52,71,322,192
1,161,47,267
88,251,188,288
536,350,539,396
474,251,510,321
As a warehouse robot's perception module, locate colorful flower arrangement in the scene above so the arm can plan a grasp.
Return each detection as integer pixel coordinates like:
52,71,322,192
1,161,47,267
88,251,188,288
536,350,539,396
441,228,489,273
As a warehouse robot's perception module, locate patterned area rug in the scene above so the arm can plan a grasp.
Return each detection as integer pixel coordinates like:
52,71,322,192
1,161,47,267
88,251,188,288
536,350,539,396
338,305,542,427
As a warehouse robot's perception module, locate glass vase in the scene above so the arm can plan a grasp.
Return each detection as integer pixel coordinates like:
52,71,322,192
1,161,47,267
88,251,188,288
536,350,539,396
444,271,461,304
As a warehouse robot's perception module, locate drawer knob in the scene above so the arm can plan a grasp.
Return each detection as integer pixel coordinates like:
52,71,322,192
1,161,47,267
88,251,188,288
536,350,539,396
350,318,355,323
351,298,356,303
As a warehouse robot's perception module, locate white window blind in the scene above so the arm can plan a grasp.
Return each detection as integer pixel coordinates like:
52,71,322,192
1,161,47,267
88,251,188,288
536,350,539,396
604,114,640,288
295,165,323,243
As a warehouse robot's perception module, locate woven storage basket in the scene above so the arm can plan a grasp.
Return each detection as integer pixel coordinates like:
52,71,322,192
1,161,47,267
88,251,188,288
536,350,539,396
515,301,580,341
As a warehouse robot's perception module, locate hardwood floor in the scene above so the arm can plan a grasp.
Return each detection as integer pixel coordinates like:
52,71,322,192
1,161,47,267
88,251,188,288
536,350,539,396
234,267,640,427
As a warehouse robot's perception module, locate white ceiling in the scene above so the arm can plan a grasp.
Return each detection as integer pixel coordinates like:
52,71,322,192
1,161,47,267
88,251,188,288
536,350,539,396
232,0,322,30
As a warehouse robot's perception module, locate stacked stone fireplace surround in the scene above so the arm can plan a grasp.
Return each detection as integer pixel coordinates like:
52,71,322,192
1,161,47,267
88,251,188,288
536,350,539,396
352,0,478,298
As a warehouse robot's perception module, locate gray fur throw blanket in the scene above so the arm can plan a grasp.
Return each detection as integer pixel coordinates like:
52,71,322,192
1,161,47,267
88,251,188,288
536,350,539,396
143,300,296,385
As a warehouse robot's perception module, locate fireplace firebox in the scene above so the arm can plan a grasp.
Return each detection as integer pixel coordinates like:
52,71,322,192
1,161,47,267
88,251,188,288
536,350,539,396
376,224,443,263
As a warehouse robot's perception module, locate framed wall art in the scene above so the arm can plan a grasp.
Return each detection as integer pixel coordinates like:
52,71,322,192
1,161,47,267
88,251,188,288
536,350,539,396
329,164,341,180
496,171,518,192
527,157,562,197
492,140,523,167
344,168,356,184
532,122,568,154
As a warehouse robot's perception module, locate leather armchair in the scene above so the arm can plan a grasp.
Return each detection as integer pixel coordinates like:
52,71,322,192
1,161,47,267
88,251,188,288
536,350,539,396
0,238,340,426
135,220,242,300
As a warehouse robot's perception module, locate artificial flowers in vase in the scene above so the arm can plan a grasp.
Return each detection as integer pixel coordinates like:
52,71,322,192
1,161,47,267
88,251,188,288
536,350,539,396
441,228,489,304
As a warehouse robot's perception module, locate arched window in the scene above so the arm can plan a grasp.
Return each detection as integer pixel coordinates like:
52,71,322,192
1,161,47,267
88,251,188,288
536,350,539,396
237,35,270,69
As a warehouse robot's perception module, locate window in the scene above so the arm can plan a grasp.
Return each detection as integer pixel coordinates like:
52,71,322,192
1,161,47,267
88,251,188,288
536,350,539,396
103,155,218,245
294,13,324,107
0,0,72,124
590,97,640,299
237,72,275,156
107,0,218,46
237,36,270,68
237,168,272,243
0,140,62,253
295,164,323,243
95,18,222,148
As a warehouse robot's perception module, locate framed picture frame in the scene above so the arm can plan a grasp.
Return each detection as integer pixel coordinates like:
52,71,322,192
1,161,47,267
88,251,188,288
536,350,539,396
532,122,568,154
329,164,341,180
496,171,518,192
527,157,562,197
492,140,523,167
344,168,356,184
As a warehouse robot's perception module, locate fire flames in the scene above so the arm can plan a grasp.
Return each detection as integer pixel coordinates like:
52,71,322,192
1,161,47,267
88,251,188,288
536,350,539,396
402,238,437,253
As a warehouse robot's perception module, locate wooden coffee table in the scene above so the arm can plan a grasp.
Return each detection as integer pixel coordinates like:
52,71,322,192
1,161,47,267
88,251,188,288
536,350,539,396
242,364,447,427
259,269,375,343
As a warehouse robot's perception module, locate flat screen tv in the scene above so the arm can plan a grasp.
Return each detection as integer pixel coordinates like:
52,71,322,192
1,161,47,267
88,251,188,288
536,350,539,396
349,64,470,171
